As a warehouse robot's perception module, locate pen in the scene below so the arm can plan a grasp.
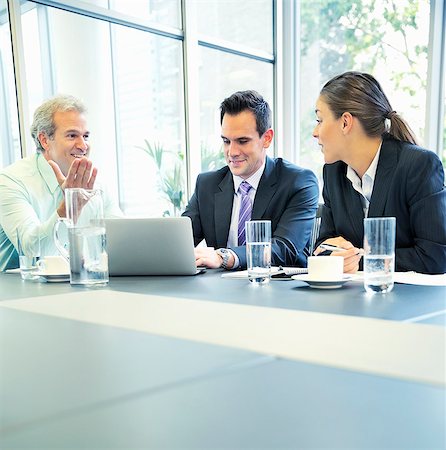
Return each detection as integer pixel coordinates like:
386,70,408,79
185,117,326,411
320,244,346,252
319,244,365,255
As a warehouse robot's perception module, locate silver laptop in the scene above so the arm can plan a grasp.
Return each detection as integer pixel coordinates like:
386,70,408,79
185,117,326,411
105,217,203,276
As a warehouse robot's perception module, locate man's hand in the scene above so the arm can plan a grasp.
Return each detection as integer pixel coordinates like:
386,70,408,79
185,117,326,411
49,157,97,191
194,247,235,269
49,157,98,218
314,236,363,274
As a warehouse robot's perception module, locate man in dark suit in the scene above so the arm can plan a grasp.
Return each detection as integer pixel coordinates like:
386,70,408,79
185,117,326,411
182,90,319,270
318,136,446,274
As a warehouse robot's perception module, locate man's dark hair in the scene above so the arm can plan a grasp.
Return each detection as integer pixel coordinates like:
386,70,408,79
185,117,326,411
220,90,272,136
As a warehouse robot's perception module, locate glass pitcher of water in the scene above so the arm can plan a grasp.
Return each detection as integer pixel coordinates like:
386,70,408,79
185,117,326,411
54,188,109,286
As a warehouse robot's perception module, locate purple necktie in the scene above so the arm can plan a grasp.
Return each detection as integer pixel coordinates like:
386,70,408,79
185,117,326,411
237,181,253,246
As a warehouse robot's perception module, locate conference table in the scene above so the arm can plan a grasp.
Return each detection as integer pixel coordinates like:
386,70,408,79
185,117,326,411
0,270,445,449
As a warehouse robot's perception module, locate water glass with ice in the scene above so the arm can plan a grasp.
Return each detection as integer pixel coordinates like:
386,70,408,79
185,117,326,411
54,188,109,286
363,217,396,294
245,220,271,285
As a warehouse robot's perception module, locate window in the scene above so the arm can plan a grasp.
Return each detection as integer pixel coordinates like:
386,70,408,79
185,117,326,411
199,47,274,172
299,0,432,181
10,0,274,216
197,0,273,53
0,0,20,168
19,3,187,216
196,0,274,172
111,24,185,216
443,43,446,167
2,0,444,217
82,0,182,28
20,4,120,200
443,98,446,166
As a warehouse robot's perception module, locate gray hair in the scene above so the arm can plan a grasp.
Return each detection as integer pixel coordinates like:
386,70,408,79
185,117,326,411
30,95,87,152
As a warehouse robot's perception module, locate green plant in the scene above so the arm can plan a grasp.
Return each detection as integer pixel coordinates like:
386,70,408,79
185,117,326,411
136,140,185,216
139,140,164,171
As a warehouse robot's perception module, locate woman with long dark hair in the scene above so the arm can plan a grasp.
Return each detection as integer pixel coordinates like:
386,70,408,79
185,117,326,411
313,71,446,274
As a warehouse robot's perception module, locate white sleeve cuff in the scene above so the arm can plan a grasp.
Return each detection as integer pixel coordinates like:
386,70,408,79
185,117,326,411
228,249,240,270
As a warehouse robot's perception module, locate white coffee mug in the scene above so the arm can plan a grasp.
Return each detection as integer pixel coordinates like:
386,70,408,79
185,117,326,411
36,255,70,275
307,256,343,281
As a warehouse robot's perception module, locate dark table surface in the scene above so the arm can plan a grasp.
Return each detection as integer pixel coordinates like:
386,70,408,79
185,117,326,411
1,270,445,449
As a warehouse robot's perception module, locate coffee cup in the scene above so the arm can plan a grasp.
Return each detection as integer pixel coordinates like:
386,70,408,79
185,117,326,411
307,256,343,281
36,255,70,275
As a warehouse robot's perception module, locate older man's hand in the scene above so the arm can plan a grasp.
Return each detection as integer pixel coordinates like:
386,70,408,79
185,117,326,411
49,157,97,191
49,157,98,218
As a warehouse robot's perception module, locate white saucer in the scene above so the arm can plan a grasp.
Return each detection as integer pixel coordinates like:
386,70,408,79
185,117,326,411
35,272,70,282
291,274,352,289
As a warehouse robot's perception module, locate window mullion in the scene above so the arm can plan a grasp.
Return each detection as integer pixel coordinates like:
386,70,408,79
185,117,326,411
182,0,201,199
7,0,31,157
425,0,445,155
279,0,299,163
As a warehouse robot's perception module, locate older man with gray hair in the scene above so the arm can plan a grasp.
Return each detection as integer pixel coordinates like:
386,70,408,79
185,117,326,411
0,95,121,271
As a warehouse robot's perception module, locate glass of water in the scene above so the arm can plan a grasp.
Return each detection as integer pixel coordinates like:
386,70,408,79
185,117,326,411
363,217,396,294
17,230,40,281
54,188,109,286
245,220,271,285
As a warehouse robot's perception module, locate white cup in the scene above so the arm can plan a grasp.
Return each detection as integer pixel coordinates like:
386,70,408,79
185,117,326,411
307,256,343,281
36,255,70,275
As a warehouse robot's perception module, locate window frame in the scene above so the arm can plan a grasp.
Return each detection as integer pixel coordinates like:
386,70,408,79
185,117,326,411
6,0,277,203
425,0,445,155
4,0,445,193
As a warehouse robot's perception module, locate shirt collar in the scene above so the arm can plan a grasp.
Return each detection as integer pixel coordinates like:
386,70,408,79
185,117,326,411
364,142,382,183
346,142,382,201
36,152,60,194
232,161,266,193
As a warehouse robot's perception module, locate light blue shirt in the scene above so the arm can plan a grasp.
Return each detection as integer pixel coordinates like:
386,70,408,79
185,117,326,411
0,153,121,271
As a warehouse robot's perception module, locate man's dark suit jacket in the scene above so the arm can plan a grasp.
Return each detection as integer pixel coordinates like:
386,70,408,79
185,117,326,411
318,135,446,274
183,157,319,268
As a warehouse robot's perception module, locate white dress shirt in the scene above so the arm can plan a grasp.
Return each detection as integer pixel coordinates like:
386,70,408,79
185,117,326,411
226,162,265,268
346,143,382,218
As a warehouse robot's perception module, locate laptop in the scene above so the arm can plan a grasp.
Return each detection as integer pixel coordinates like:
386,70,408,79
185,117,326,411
105,217,204,276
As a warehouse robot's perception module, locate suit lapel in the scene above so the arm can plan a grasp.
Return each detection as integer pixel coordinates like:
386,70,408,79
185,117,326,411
252,157,277,218
214,170,235,246
368,140,397,217
343,170,365,243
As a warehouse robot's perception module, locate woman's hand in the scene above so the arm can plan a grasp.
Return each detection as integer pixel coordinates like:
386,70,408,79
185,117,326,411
314,236,364,274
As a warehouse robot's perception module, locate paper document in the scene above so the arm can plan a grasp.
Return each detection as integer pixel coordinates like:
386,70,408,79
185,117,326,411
394,272,446,286
222,266,308,280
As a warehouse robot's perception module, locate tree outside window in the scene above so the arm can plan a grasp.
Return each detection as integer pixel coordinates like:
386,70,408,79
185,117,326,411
300,0,431,180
